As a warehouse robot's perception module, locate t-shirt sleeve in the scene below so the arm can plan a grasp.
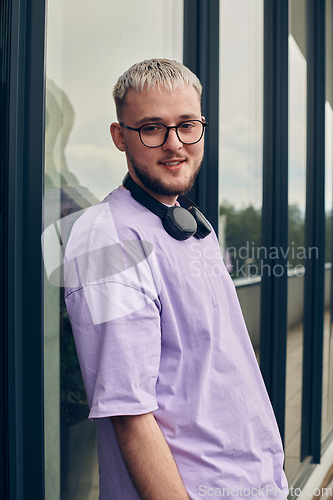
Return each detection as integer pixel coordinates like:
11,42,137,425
65,283,161,419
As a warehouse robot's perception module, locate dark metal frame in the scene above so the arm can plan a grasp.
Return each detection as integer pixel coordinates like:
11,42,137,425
183,0,219,234
0,2,12,498
260,0,289,441
5,0,46,498
325,0,333,456
301,0,326,464
261,0,327,478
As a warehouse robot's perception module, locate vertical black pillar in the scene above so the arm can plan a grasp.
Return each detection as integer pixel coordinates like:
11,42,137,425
183,0,219,233
260,0,289,441
7,0,46,498
0,0,12,498
301,0,326,464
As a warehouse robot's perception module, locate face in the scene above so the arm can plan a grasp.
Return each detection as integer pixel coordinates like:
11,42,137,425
111,84,205,205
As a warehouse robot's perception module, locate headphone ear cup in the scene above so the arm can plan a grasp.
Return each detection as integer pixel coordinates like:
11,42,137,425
188,206,212,239
162,207,197,241
122,173,211,241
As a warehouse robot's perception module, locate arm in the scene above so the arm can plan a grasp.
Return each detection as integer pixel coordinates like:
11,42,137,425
111,412,191,500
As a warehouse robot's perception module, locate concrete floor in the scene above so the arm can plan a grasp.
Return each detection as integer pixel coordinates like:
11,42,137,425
284,309,333,485
284,317,304,482
298,438,333,500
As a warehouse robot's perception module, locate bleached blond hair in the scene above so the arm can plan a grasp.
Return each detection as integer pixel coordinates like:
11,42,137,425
113,58,202,120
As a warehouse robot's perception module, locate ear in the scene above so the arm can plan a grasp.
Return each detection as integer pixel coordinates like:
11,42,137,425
201,116,206,122
110,122,126,152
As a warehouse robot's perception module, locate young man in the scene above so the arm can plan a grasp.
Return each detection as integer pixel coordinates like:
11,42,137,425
64,59,288,500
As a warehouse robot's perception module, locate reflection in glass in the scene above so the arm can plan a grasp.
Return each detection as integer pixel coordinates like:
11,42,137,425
44,80,99,500
284,16,307,480
219,0,263,356
322,104,333,438
322,0,333,440
44,1,184,498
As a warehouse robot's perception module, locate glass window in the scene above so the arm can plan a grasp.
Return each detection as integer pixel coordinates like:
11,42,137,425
219,0,263,359
321,0,333,445
44,1,183,498
284,0,307,482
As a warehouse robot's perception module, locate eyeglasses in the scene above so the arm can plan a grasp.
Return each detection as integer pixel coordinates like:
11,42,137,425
119,120,207,148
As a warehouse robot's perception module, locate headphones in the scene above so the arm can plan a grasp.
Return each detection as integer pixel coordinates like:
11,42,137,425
123,173,211,241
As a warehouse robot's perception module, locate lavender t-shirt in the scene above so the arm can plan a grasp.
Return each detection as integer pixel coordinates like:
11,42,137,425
64,187,288,500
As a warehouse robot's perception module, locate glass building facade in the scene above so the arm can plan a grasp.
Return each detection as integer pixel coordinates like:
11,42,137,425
1,0,333,498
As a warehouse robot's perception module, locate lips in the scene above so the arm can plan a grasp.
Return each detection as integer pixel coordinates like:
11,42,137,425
160,158,186,170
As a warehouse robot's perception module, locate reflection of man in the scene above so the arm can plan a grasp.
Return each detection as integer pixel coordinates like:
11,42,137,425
64,59,288,500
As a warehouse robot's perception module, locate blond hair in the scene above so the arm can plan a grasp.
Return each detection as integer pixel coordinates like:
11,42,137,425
113,58,202,120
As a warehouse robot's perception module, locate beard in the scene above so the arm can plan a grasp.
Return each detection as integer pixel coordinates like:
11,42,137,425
127,150,203,197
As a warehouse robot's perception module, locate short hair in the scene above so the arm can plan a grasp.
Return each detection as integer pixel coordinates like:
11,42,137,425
113,58,202,120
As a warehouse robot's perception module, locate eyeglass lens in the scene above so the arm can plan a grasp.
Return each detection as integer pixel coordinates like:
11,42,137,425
140,121,204,147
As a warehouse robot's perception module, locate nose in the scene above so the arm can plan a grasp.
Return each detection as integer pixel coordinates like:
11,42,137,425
162,127,183,151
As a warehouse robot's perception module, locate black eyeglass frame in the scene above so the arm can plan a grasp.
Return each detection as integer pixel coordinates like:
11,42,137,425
119,120,207,148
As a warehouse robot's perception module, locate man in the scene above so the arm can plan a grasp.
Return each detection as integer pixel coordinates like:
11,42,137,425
64,59,288,500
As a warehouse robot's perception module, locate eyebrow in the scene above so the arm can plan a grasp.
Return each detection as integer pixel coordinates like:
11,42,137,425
135,114,200,126
135,117,163,126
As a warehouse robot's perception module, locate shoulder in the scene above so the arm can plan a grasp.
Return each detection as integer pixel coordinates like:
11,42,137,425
64,187,162,320
65,187,151,258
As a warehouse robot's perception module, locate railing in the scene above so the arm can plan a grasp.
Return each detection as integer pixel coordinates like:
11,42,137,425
234,263,332,349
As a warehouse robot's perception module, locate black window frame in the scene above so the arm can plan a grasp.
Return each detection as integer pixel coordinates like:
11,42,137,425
5,0,46,498
183,0,220,233
301,0,326,465
261,0,327,491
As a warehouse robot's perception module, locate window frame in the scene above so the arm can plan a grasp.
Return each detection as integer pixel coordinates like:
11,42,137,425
183,0,220,233
5,0,46,498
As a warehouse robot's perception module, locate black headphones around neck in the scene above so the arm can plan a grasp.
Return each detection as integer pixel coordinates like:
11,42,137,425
122,173,212,241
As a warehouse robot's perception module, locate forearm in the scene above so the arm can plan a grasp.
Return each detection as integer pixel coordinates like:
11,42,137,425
111,412,191,500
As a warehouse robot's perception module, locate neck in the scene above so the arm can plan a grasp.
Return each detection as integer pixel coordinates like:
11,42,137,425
127,170,178,206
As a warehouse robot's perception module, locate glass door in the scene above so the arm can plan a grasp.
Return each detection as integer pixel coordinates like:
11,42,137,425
43,2,184,498
219,0,264,360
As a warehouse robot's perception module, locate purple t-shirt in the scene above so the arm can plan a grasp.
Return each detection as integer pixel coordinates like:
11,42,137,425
64,187,288,500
